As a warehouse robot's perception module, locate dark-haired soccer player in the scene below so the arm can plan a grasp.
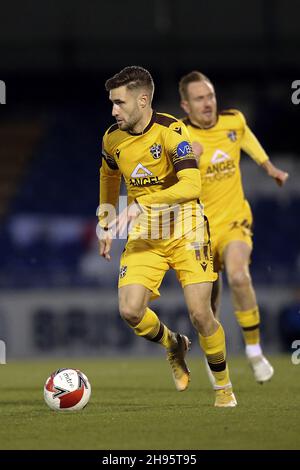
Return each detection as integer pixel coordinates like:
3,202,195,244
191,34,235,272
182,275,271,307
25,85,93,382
179,71,289,385
99,66,237,406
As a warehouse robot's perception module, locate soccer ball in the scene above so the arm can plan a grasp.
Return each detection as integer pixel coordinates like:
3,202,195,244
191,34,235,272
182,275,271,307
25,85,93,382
44,368,91,411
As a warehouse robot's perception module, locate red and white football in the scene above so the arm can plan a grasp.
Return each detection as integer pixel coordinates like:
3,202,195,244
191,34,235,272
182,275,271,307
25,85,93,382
44,368,91,411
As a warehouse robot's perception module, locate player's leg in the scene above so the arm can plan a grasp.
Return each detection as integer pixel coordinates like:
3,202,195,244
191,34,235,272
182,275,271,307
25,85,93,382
118,238,191,391
119,283,191,391
119,283,174,347
202,250,223,386
210,233,223,319
183,282,236,407
224,240,274,382
172,211,236,406
211,273,222,319
204,275,222,386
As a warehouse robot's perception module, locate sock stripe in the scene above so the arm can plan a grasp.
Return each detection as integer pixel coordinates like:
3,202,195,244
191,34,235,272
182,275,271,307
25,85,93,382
242,323,260,332
208,360,227,372
147,322,164,343
206,352,225,363
199,323,230,388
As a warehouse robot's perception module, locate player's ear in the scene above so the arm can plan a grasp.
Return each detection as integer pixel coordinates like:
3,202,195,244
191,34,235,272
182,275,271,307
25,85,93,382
138,93,148,108
181,100,190,115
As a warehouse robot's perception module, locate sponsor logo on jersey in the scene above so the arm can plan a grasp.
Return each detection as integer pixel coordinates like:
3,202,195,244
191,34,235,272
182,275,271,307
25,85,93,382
131,163,153,178
129,176,163,187
129,163,163,187
150,143,162,159
204,150,235,183
176,141,192,158
211,150,230,163
227,130,237,142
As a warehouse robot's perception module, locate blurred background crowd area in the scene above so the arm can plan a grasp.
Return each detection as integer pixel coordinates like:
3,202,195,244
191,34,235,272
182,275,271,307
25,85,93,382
0,0,300,357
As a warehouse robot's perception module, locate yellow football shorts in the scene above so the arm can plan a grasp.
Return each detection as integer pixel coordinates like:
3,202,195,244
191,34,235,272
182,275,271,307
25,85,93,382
118,217,217,299
210,209,253,271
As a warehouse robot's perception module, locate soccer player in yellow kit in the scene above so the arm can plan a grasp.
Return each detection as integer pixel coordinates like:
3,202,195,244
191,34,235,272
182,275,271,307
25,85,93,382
99,66,237,406
179,71,289,384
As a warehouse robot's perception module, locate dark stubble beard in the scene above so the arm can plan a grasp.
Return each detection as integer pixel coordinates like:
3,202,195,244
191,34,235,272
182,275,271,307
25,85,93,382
120,109,141,132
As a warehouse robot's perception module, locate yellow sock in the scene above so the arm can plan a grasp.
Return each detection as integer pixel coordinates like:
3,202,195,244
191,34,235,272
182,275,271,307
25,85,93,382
132,307,174,349
235,307,260,345
199,322,230,388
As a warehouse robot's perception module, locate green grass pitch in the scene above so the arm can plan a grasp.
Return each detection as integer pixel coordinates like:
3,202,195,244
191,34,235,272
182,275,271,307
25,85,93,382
0,355,299,450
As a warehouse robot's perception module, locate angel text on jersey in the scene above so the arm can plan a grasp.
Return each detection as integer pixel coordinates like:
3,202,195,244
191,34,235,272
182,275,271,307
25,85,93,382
204,150,236,182
129,163,163,187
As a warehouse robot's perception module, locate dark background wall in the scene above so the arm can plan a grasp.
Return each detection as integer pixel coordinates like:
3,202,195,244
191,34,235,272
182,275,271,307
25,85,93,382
1,0,299,150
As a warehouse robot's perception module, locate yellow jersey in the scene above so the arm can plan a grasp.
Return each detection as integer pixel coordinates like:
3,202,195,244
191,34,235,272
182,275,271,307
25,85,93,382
183,109,269,228
100,111,202,239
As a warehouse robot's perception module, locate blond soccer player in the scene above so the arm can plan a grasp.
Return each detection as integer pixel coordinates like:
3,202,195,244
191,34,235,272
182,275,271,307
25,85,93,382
99,66,237,407
179,71,289,385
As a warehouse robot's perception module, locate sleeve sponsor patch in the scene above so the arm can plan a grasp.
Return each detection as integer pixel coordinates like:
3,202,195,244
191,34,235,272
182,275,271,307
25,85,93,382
176,141,192,158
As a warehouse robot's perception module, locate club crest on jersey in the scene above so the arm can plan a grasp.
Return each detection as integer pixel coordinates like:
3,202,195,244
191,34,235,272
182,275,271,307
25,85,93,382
150,143,162,159
227,130,237,142
119,266,127,278
177,141,192,158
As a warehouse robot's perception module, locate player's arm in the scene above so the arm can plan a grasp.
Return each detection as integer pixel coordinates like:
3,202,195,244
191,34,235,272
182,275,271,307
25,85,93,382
98,143,122,260
112,125,201,236
114,166,201,238
260,159,289,187
241,123,289,187
137,167,201,206
137,127,201,207
114,166,201,237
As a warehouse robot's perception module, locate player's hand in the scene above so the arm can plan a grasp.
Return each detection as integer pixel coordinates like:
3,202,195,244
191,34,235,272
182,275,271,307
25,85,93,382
110,202,142,237
262,161,289,187
191,141,203,166
272,169,289,187
99,228,113,261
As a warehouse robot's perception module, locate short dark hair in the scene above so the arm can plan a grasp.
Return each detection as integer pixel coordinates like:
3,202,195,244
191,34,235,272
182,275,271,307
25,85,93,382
105,66,154,101
179,71,212,100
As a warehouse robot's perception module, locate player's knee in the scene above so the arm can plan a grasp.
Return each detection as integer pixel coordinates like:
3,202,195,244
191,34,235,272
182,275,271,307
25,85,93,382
228,269,251,290
189,307,212,331
119,301,143,326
